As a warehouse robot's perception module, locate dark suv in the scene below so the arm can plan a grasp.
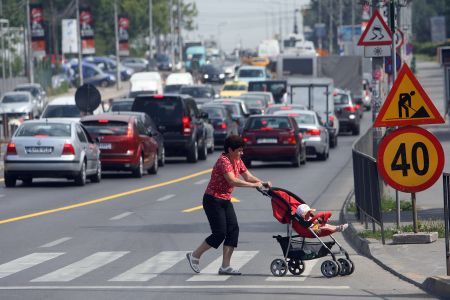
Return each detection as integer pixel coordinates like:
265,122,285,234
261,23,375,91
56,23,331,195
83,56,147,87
132,94,209,162
333,89,361,135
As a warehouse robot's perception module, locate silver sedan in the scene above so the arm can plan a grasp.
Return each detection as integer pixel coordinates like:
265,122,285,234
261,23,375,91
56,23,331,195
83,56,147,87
4,119,101,187
274,109,329,160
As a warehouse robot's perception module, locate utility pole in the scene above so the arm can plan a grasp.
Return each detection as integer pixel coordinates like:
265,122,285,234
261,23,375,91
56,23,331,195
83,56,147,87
26,0,34,83
318,0,322,51
114,0,121,90
149,0,153,60
76,0,83,86
178,0,182,66
351,0,355,55
169,0,175,67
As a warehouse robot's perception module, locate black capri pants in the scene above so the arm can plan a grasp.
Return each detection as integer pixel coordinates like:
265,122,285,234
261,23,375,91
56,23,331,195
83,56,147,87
203,194,239,248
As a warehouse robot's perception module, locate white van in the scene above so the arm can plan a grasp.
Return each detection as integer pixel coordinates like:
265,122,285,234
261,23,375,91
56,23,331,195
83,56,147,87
165,72,194,86
40,96,104,121
129,72,164,96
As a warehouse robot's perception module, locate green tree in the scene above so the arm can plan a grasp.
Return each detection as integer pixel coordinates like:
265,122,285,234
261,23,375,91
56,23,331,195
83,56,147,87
412,0,449,43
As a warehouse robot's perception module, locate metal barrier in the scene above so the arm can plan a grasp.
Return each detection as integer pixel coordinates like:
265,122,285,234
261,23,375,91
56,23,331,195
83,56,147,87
444,172,450,276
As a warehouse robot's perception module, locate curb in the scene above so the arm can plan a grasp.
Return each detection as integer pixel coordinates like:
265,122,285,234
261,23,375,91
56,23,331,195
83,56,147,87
339,189,450,300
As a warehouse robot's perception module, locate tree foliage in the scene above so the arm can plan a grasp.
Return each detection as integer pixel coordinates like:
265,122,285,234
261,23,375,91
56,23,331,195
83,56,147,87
412,0,450,43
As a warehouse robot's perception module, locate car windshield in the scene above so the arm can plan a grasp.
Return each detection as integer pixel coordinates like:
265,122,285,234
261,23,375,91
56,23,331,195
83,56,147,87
180,87,212,98
266,105,306,114
239,69,264,78
202,107,224,119
221,103,239,115
16,123,71,137
2,94,29,103
284,113,315,125
248,117,291,130
164,84,183,93
15,87,39,97
223,85,246,91
82,120,129,136
42,105,81,118
133,97,183,125
243,98,264,108
111,101,133,112
333,93,350,105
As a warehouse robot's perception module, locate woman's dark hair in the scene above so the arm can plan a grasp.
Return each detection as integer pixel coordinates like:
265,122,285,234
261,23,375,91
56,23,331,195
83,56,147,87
224,135,245,153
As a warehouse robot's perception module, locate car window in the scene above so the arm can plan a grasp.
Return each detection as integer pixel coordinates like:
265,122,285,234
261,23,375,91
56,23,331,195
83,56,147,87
248,117,292,130
290,113,315,125
132,96,183,125
16,123,72,137
180,87,212,98
136,119,148,135
243,98,264,108
223,84,246,91
76,125,88,142
2,94,29,103
239,69,264,78
111,101,133,112
82,120,129,136
333,93,350,105
202,107,224,118
15,87,39,97
42,105,81,118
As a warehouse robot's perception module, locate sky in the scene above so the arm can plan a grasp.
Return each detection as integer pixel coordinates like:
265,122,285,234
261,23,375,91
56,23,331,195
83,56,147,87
186,0,310,53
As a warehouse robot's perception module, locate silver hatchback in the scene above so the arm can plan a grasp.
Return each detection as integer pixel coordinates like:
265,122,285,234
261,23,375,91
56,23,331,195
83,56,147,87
4,119,101,187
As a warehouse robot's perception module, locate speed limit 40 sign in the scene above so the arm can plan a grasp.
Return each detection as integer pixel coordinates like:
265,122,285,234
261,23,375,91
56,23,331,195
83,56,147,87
377,126,445,193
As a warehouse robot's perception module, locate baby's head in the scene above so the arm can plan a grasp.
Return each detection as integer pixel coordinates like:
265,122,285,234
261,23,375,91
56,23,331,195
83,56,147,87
296,204,316,218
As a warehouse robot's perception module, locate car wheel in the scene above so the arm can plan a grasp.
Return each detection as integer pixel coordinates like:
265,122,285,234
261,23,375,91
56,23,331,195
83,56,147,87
90,161,101,183
22,177,33,186
4,174,16,188
100,80,108,88
292,151,301,167
132,155,144,178
208,138,215,154
158,146,165,167
330,135,338,148
198,139,207,160
74,161,87,186
317,149,328,161
148,153,159,174
300,147,307,165
187,141,198,163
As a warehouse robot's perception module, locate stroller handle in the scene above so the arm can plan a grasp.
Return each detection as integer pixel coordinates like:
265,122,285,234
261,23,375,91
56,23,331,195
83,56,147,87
256,184,271,196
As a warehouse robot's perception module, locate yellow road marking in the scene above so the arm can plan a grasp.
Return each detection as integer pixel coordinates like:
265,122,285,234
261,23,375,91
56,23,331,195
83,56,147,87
0,169,212,225
182,197,240,213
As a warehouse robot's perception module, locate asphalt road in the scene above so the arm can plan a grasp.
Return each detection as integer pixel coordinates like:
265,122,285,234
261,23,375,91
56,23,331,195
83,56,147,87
0,113,433,299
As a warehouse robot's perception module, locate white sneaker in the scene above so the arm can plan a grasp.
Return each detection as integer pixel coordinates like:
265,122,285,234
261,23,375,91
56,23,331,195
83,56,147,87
186,252,200,273
337,224,349,232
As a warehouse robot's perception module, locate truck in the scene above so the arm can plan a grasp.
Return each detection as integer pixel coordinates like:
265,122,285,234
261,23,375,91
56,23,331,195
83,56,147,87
184,46,206,72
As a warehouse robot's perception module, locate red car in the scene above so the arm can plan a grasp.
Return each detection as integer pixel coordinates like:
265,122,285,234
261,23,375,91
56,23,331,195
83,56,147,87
241,115,307,168
81,114,159,177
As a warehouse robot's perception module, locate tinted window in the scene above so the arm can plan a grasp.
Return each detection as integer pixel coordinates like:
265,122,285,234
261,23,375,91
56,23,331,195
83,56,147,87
42,105,81,118
16,123,71,137
242,98,264,108
180,87,212,98
239,69,264,78
82,120,129,136
15,87,39,97
133,96,183,125
164,84,183,93
221,103,239,115
2,94,29,103
248,117,292,130
111,101,133,112
333,93,350,105
76,125,88,142
202,107,224,119
223,85,246,91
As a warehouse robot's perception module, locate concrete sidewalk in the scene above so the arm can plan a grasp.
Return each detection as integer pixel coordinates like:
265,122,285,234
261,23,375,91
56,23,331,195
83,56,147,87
341,192,450,299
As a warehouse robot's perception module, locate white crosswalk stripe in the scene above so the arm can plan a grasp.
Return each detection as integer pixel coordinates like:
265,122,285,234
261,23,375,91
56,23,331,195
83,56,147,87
31,252,128,282
265,259,319,281
109,251,186,282
0,253,64,279
186,251,258,282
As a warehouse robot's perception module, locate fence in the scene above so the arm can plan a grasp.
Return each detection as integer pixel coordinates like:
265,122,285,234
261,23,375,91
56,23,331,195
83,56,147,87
444,173,450,276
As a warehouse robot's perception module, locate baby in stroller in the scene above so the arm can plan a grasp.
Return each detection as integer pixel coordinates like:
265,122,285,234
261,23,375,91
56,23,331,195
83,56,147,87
296,204,348,236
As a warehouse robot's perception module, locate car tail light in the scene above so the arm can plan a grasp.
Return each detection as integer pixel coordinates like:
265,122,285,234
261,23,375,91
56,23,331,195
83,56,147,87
153,94,164,99
306,129,321,136
215,122,227,130
344,106,357,112
127,124,134,137
62,143,75,155
282,131,297,145
182,116,191,134
98,119,109,123
242,132,252,144
6,143,17,155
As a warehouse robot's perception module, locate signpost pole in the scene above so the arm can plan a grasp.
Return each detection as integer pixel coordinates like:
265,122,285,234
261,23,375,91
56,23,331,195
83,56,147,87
411,192,418,233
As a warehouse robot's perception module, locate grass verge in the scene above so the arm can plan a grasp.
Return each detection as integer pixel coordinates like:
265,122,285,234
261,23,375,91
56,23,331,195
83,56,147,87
357,219,445,240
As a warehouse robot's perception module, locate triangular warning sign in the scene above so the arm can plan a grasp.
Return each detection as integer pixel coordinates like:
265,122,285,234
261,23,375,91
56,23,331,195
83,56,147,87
373,64,445,127
358,10,392,46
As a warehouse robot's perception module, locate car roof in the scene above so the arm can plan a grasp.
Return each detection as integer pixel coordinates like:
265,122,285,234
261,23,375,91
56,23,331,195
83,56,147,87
248,115,290,119
2,91,31,97
81,113,133,122
47,96,76,105
15,83,41,89
201,104,226,109
274,109,315,116
112,98,134,102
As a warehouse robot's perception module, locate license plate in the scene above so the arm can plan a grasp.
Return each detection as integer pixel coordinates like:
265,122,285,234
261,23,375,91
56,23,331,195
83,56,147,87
257,138,277,144
97,143,112,150
26,146,53,154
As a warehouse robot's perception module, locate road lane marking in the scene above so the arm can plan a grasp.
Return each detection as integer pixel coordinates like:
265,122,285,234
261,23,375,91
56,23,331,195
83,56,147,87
187,251,258,282
194,179,208,185
39,237,72,248
0,169,212,225
0,253,64,279
110,212,134,220
182,197,240,213
109,251,185,282
0,285,351,290
156,194,175,202
265,259,319,281
32,252,129,282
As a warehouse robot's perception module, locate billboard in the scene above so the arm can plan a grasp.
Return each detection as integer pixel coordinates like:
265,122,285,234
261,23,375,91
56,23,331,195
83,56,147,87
62,19,78,54
118,15,130,56
30,4,46,57
79,6,95,54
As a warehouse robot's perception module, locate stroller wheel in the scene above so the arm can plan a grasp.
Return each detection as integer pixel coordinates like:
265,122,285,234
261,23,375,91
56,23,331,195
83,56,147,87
287,258,305,276
270,259,287,277
338,258,352,276
347,258,355,275
321,260,339,278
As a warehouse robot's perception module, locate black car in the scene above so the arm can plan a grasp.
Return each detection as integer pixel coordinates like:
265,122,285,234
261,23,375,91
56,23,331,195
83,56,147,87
180,84,216,107
109,111,166,166
201,64,226,84
155,53,173,71
201,104,239,145
109,98,134,112
164,84,184,94
132,94,209,162
333,89,361,135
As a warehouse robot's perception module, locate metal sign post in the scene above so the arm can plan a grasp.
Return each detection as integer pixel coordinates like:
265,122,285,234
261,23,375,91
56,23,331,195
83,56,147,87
444,173,450,276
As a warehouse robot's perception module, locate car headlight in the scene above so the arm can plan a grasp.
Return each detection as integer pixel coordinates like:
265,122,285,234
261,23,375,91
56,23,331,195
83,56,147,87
126,69,132,75
349,114,356,120
109,75,116,81
169,63,173,67
219,74,225,79
204,74,209,79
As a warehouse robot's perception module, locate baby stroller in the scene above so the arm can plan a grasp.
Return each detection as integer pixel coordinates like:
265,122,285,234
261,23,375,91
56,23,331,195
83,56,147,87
257,186,355,278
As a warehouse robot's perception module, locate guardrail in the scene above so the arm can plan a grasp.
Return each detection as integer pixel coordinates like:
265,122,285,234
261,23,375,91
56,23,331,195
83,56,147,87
444,172,450,276
352,127,385,244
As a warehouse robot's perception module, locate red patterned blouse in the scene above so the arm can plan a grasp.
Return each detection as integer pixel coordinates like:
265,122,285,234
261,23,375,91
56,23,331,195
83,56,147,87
204,153,248,200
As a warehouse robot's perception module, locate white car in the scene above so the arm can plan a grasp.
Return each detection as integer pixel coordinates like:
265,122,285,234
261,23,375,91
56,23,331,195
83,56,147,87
41,96,104,121
129,72,164,96
165,72,194,86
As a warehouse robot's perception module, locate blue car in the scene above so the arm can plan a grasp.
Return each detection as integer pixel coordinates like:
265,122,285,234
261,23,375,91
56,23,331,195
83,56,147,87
70,63,116,87
83,56,134,81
